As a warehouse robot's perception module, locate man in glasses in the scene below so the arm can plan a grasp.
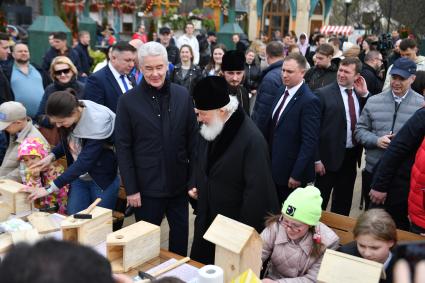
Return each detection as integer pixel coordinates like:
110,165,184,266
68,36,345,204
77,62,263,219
0,101,47,180
357,57,423,230
360,50,384,96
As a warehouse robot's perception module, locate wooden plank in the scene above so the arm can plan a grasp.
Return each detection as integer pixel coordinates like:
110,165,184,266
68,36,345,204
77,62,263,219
317,249,383,283
61,206,112,228
0,201,12,222
0,233,12,253
397,229,425,242
123,249,204,277
321,211,425,245
10,229,40,244
27,212,60,234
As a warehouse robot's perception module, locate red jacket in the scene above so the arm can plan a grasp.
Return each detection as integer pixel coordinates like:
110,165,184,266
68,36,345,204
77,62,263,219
410,137,425,228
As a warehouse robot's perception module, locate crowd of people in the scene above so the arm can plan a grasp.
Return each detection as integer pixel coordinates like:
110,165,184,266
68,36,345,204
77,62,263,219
0,22,424,282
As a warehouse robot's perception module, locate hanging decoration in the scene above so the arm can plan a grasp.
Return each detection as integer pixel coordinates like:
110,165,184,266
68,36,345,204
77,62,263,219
62,0,85,13
144,0,154,13
112,0,138,13
218,0,229,15
90,0,106,12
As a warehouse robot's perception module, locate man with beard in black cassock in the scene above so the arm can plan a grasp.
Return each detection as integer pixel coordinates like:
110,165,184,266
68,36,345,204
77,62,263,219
189,76,280,264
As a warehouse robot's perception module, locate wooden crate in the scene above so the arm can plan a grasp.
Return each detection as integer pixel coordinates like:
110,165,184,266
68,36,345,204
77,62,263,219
107,221,160,272
61,206,112,246
0,179,31,214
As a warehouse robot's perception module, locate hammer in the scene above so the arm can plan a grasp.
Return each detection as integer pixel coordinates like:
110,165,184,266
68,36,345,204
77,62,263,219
74,198,102,219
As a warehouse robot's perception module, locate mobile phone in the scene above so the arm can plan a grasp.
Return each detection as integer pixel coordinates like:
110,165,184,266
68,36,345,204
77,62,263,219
393,241,425,280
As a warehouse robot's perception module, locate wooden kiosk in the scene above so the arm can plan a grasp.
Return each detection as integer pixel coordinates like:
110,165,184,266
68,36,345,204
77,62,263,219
203,214,263,282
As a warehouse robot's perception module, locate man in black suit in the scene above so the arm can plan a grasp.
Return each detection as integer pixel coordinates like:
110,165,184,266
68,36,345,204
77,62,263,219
315,57,369,216
84,41,136,113
263,53,321,203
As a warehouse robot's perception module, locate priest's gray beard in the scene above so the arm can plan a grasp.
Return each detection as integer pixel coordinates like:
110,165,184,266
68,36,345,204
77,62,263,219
199,113,224,141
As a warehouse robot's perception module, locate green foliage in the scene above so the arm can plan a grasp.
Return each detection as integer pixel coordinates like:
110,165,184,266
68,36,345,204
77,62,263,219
161,7,216,32
89,48,106,72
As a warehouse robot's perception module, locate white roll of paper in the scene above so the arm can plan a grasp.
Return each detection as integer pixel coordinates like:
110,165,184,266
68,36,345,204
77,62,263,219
197,265,224,283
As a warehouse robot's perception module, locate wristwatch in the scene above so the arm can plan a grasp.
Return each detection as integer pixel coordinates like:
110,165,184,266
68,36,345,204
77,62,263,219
45,185,53,194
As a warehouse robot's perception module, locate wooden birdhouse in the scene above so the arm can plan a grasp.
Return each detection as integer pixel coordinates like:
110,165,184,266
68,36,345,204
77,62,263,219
107,220,160,273
0,200,12,221
317,249,384,283
61,206,112,246
203,214,263,282
0,179,32,214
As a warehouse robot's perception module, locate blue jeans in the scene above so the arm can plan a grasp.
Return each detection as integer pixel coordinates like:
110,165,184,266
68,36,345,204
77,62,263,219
67,176,120,215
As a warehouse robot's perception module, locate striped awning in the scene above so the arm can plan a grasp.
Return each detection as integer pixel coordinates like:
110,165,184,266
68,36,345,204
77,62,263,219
320,25,354,36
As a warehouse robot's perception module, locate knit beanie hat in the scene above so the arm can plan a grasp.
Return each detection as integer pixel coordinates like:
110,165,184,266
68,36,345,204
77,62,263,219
282,186,323,226
17,137,49,160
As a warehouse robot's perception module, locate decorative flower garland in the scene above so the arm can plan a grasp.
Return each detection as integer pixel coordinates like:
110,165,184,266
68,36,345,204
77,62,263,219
219,0,229,14
62,0,85,13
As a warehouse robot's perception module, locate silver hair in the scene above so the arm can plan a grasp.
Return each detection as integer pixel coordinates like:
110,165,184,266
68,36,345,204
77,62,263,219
221,95,239,114
138,41,168,66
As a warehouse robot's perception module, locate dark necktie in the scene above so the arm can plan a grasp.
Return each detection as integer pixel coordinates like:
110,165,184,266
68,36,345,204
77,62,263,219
272,90,290,127
120,74,129,92
346,89,357,145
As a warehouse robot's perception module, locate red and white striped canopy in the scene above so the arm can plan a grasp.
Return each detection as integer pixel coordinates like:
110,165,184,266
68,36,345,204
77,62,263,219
320,25,354,36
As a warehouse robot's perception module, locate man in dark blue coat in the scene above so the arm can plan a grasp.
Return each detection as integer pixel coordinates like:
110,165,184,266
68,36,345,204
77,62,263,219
73,31,93,77
115,42,198,256
252,41,284,133
263,53,321,203
84,41,136,113
41,32,81,74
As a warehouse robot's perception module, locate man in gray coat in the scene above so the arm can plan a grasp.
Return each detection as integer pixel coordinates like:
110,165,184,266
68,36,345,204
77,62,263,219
355,57,424,229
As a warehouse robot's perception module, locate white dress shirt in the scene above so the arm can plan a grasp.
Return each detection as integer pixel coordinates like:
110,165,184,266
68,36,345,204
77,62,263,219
272,80,304,122
339,85,360,148
108,62,133,94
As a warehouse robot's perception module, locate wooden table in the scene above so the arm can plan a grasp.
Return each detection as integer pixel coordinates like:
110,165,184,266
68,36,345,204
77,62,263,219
124,249,204,277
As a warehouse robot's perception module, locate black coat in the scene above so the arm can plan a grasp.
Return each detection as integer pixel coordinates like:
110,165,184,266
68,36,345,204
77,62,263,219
339,241,394,283
229,85,250,115
115,78,198,198
36,79,85,128
74,42,93,75
361,63,384,96
252,60,284,134
166,44,181,66
244,62,261,92
304,61,338,91
170,63,202,96
315,82,367,171
190,107,280,264
41,47,82,74
0,67,12,103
